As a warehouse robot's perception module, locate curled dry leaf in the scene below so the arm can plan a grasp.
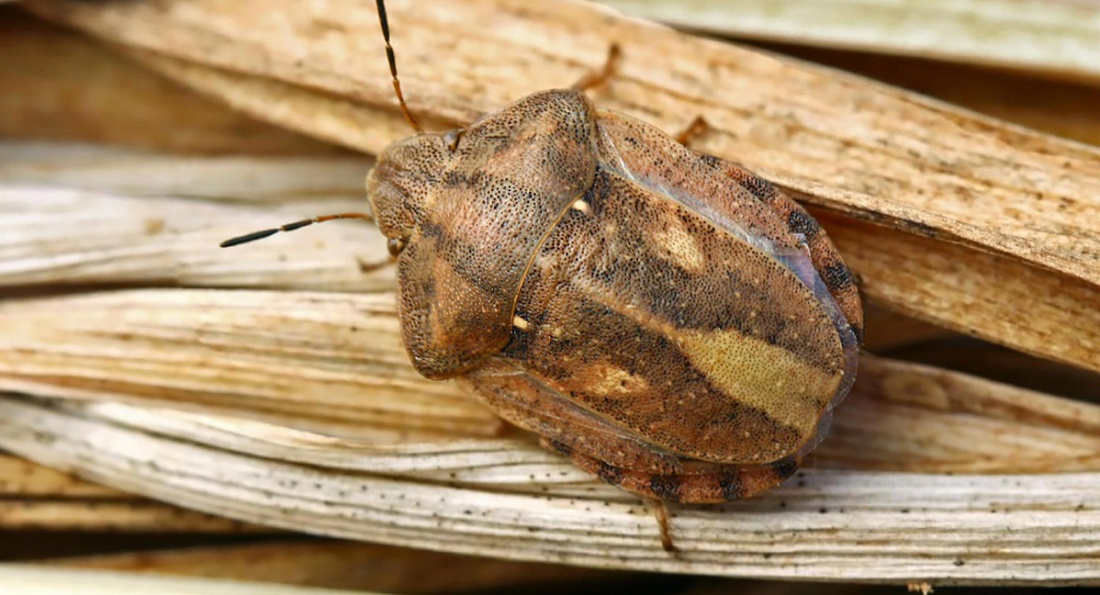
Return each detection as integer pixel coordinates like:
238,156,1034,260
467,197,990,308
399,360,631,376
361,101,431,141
23,0,1100,372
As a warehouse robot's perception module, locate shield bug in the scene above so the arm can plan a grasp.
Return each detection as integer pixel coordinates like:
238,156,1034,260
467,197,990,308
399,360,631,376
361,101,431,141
222,0,863,551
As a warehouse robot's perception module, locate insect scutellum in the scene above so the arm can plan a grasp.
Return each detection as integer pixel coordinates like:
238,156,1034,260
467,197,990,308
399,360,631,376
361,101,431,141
219,0,418,250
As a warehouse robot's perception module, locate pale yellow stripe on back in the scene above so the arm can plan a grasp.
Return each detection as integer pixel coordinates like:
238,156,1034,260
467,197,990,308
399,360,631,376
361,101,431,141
675,329,842,436
573,275,841,436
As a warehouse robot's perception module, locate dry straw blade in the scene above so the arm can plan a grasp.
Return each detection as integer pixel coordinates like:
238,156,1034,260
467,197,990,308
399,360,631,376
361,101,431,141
0,143,370,202
22,0,1100,373
0,565,389,595
45,540,612,592
0,183,396,291
0,382,1098,584
0,455,259,532
0,9,341,155
601,0,1100,85
0,285,1097,475
0,289,501,438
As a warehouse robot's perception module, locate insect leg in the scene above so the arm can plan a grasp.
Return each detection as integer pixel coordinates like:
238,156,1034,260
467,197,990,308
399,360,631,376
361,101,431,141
675,115,709,146
645,497,677,553
572,43,621,92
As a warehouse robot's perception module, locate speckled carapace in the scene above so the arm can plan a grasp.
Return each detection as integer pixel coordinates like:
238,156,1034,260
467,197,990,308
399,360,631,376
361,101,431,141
224,0,863,552
369,89,862,511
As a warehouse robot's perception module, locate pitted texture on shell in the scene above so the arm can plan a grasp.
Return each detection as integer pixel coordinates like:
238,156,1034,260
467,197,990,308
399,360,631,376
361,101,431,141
367,134,448,239
370,88,862,501
695,152,864,343
369,90,598,378
503,167,846,463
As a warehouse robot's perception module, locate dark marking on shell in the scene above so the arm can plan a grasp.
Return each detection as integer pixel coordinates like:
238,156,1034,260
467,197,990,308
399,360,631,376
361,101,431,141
769,456,800,481
822,262,855,292
596,460,624,486
648,474,684,503
718,473,745,501
545,439,573,458
786,209,821,241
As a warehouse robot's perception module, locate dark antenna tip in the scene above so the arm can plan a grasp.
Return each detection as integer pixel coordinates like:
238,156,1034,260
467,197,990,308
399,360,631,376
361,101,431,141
220,228,279,248
218,213,373,248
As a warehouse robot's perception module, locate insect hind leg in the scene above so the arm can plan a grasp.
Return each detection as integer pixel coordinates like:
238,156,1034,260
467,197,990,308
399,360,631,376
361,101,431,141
572,44,621,92
675,115,710,146
644,497,677,553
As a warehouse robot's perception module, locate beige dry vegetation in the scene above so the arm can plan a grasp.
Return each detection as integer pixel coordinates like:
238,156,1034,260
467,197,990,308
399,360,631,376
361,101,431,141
1,0,1098,590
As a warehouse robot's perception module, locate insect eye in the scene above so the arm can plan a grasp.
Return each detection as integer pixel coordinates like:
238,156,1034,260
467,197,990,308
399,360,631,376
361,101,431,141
443,129,464,152
387,236,409,257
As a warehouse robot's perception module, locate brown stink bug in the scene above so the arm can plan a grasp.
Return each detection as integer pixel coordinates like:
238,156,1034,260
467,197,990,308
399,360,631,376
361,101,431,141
223,0,863,552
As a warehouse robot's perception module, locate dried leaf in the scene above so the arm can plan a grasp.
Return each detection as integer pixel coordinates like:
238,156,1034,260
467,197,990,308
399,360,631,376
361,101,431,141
600,0,1100,85
0,9,341,154
0,289,499,437
0,142,369,202
0,184,394,291
746,44,1100,147
0,453,257,532
49,540,610,593
2,286,1097,474
1,392,1097,585
0,565,389,595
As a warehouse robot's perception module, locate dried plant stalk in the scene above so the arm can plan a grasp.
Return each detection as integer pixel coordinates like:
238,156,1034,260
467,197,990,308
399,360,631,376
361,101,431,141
0,9,340,155
49,541,610,593
0,143,369,202
0,454,258,532
601,0,1100,85
0,182,396,292
753,46,1100,147
0,565,388,595
0,392,1097,585
0,289,499,438
2,287,1097,475
23,0,1100,373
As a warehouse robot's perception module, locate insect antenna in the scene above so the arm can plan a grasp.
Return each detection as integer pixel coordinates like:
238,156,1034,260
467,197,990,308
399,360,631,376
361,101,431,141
219,213,373,248
376,0,422,133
